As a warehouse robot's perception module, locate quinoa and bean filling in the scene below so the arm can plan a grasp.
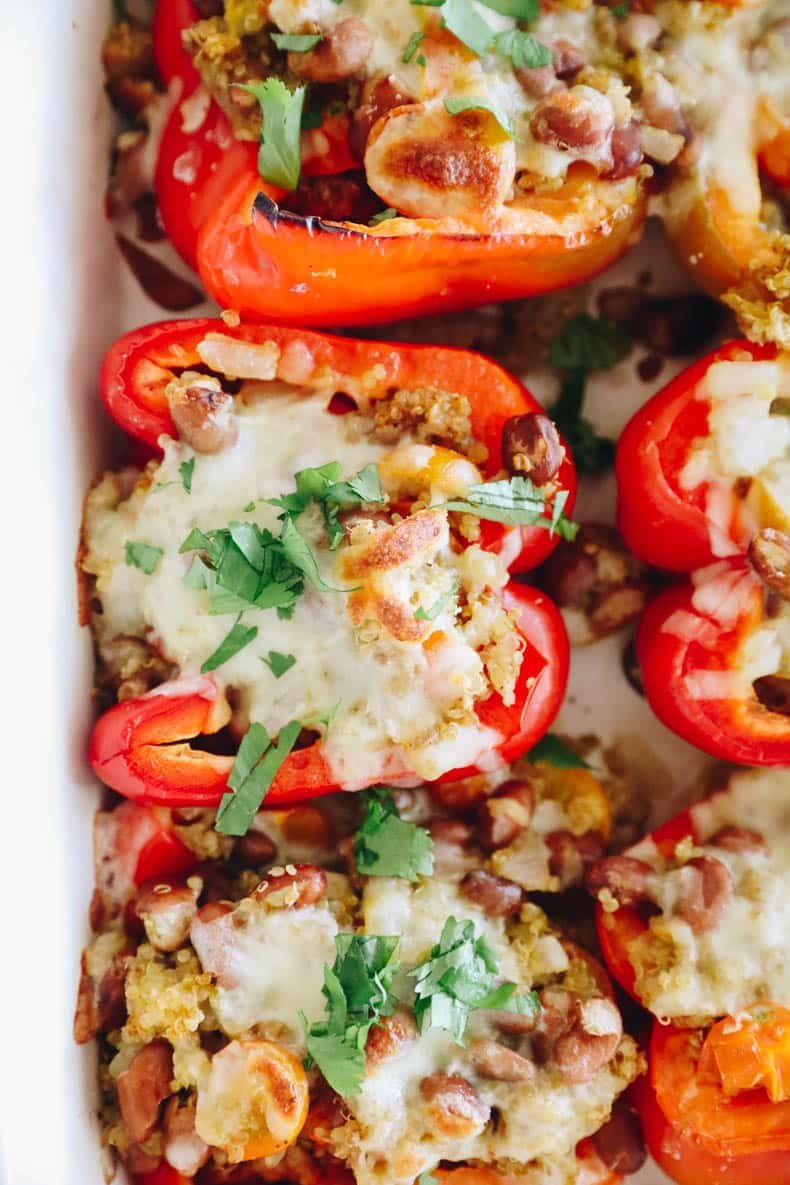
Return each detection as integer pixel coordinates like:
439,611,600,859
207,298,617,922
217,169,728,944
76,765,644,1185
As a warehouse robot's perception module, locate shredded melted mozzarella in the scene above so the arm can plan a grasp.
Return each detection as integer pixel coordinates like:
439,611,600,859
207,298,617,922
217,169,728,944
629,768,790,1021
83,385,516,787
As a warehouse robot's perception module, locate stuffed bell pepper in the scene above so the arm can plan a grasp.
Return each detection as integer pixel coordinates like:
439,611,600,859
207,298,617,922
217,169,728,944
616,339,790,764
82,317,576,822
75,748,645,1185
135,0,652,325
587,766,790,1185
618,0,790,341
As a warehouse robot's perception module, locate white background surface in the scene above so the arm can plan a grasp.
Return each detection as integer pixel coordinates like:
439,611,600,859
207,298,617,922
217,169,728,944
0,3,717,1182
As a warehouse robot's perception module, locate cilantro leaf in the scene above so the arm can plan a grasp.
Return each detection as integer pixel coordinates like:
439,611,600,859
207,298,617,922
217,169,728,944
611,0,629,17
179,457,195,493
402,30,425,62
444,95,514,137
125,540,164,574
527,732,590,769
201,617,258,673
262,650,297,678
279,515,345,592
547,316,630,476
414,575,461,621
271,31,322,50
493,28,552,69
440,0,495,56
354,788,434,881
479,0,539,16
549,370,615,476
409,917,538,1043
303,934,400,1095
215,719,302,835
239,78,305,191
550,313,631,373
444,476,577,540
370,207,399,224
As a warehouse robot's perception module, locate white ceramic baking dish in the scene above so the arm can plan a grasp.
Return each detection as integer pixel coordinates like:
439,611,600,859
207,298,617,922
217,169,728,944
2,3,718,1181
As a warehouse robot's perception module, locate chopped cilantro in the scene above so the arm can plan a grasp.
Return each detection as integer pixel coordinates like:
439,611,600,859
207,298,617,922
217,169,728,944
444,95,514,137
479,0,539,17
302,934,400,1095
527,733,590,769
271,31,322,51
179,457,195,493
303,701,340,733
262,650,297,678
370,207,399,225
243,500,257,512
269,460,386,550
125,540,164,574
402,30,425,62
493,28,552,69
201,616,258,673
239,78,306,191
610,1,629,17
414,575,461,621
416,52,427,65
548,315,631,475
550,313,631,373
440,0,495,56
443,476,577,540
215,720,302,835
354,787,434,881
409,917,540,1043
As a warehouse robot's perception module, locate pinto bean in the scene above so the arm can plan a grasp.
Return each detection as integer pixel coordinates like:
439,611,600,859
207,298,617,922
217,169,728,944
546,830,605,889
708,825,767,854
163,1096,210,1175
253,863,328,908
420,1072,490,1138
552,39,586,78
585,855,653,907
365,1008,418,1070
673,855,733,934
617,13,661,54
592,1102,647,1174
167,379,237,454
602,121,643,179
470,1038,536,1082
460,869,525,917
553,997,622,1084
122,1143,162,1175
233,829,278,868
531,86,615,150
501,413,563,485
117,1039,173,1144
516,65,562,99
748,528,790,599
428,818,475,846
288,19,373,83
136,879,200,952
641,75,690,141
754,674,790,716
477,779,535,851
350,74,414,158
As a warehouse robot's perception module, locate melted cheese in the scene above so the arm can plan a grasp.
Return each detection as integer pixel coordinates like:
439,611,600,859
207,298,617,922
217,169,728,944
629,768,790,1021
191,901,338,1047
83,383,516,787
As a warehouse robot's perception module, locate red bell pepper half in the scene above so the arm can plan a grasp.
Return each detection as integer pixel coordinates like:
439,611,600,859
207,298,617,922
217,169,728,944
89,584,568,809
616,341,790,764
632,1020,790,1185
100,317,577,571
151,0,646,326
90,317,572,809
616,340,779,572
